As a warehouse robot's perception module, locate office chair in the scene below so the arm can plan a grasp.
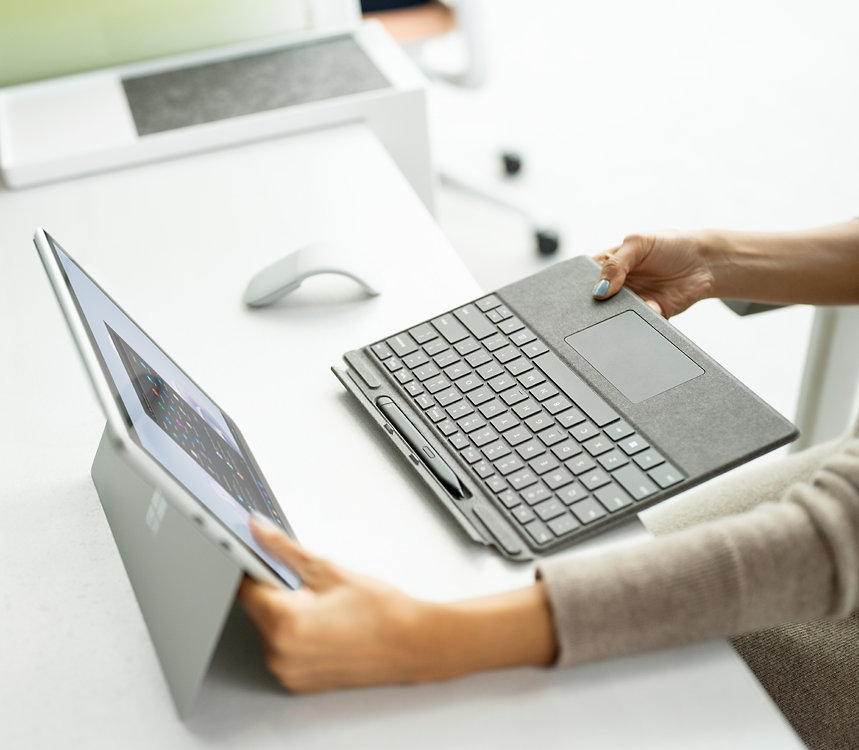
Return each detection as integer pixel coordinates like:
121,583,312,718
363,0,561,256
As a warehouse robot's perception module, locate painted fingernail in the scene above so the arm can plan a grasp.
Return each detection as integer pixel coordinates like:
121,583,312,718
592,279,610,298
249,509,275,526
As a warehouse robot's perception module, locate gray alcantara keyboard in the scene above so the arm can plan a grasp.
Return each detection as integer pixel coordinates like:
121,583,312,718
367,294,684,552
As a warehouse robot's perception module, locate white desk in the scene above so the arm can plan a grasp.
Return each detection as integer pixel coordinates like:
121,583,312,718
0,124,801,748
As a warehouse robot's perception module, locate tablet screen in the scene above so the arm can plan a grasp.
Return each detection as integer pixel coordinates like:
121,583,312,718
46,233,300,589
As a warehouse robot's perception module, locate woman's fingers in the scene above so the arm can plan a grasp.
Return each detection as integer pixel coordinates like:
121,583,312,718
592,234,654,300
249,515,339,589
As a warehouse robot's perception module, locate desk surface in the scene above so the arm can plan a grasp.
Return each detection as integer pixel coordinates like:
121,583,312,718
0,124,801,748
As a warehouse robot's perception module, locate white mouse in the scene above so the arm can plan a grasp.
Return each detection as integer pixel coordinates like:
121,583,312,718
243,242,382,308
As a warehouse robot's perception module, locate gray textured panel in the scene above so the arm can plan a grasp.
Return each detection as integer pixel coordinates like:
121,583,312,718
497,257,797,480
123,36,390,136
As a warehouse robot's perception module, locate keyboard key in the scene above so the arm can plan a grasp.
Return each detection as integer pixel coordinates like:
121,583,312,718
423,338,449,356
371,341,393,360
558,482,588,505
506,357,533,376
570,420,600,442
426,406,446,423
476,294,502,312
471,427,498,447
509,468,538,490
485,475,508,493
456,374,482,393
425,376,450,394
618,434,649,455
489,374,516,393
605,420,635,441
534,352,619,426
454,304,496,339
462,447,482,464
467,387,494,405
548,513,580,537
597,449,629,471
436,388,462,407
529,454,559,475
594,484,633,512
649,462,683,489
409,323,437,344
432,314,469,344
525,413,554,432
437,420,457,436
524,519,553,545
494,305,514,321
552,440,582,460
613,464,659,500
498,316,525,334
444,362,471,380
570,498,607,525
455,337,481,356
495,345,520,364
566,455,596,475
479,399,507,419
518,371,546,389
521,483,552,506
530,383,558,402
556,407,586,427
495,455,525,476
394,369,413,385
580,468,611,491
457,415,485,433
415,394,434,409
544,466,574,490
482,441,511,461
513,399,541,418
583,435,613,456
501,387,528,406
534,497,565,521
384,356,403,373
405,381,424,397
522,340,549,358
403,350,430,369
490,413,519,432
498,489,520,508
512,504,535,524
544,395,572,415
510,328,537,346
634,448,665,470
449,433,469,450
414,363,441,382
477,361,505,379
466,349,492,368
386,332,418,357
515,439,546,460
484,333,507,351
446,402,473,419
504,427,531,446
538,427,567,447
473,460,494,478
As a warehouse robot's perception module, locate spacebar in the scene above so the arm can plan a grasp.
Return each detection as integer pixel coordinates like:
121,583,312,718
535,352,619,426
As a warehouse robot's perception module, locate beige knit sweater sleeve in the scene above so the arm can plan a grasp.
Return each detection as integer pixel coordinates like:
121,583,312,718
537,431,859,666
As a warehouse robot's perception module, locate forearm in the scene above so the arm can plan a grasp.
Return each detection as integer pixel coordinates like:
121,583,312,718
416,582,558,681
702,219,859,305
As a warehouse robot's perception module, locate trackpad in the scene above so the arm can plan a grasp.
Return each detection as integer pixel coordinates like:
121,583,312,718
565,311,703,403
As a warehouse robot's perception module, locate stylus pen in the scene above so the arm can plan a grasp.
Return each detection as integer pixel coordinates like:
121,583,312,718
375,396,468,499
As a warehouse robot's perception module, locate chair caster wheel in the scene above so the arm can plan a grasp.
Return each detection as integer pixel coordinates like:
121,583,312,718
502,151,523,177
536,229,560,256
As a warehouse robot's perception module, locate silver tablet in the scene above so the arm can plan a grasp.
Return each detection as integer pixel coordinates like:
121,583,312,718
34,228,300,590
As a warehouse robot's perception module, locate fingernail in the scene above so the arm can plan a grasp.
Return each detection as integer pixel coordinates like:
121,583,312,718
249,509,275,526
592,279,610,298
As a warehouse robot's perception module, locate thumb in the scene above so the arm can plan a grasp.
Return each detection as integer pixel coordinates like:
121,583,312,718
591,234,652,300
249,513,337,589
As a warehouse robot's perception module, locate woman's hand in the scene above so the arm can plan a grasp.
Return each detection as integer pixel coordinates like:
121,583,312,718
238,516,558,694
238,516,435,693
592,230,720,318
